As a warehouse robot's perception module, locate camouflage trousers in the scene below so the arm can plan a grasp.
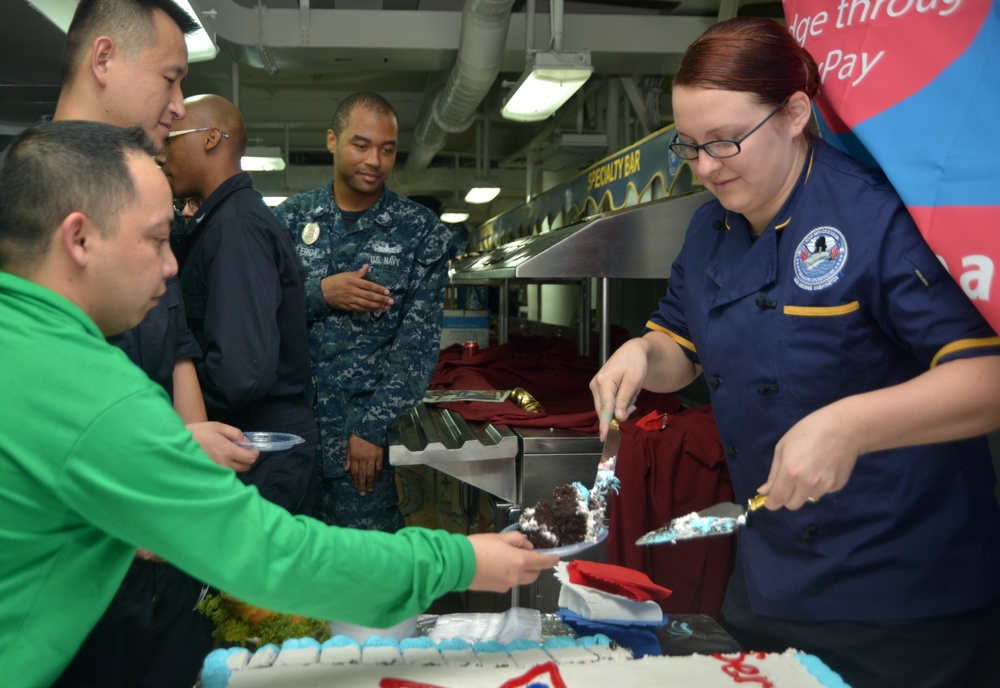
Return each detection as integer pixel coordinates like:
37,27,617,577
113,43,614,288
312,449,404,533
312,386,405,532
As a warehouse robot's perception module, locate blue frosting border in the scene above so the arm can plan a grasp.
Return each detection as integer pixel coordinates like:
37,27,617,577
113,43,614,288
795,653,853,688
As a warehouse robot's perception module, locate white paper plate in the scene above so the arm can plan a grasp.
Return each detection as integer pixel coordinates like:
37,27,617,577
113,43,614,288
233,432,305,452
501,523,608,558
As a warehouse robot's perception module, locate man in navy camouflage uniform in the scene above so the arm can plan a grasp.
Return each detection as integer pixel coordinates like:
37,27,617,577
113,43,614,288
274,92,449,532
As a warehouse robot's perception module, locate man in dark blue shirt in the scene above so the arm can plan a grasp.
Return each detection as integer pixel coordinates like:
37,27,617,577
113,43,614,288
160,94,318,514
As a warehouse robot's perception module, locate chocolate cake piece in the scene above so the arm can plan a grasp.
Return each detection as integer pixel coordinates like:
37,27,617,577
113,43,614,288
517,483,588,548
549,484,588,545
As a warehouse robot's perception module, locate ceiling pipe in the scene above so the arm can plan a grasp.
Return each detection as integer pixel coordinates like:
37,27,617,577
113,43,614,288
398,0,516,181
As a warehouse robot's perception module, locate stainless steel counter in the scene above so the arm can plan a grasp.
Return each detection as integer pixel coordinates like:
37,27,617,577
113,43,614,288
516,427,602,508
389,405,609,613
388,404,602,508
388,404,519,503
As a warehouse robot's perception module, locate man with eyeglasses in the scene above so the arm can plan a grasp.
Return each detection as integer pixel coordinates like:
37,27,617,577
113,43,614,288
157,94,319,515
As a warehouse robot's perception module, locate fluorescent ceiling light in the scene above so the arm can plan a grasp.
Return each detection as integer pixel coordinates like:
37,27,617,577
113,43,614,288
30,0,218,63
441,210,470,224
501,50,593,123
464,180,501,205
262,196,287,207
174,0,218,62
242,146,286,172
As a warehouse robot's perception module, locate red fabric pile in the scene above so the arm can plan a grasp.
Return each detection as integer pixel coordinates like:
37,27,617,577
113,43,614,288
608,406,735,620
430,334,682,431
430,335,735,619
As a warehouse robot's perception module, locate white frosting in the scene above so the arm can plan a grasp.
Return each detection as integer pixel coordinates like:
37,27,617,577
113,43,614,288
638,511,746,545
473,651,512,668
518,480,613,548
319,644,360,665
275,648,319,666
508,647,551,667
517,510,559,546
245,645,278,669
360,646,401,665
203,648,847,688
441,648,480,667
542,645,597,664
400,647,444,666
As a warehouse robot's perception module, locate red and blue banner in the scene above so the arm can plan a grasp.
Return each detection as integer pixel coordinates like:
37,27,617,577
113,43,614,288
784,0,1000,331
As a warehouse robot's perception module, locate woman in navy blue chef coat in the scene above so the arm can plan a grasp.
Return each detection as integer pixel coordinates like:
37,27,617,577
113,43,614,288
591,17,1000,688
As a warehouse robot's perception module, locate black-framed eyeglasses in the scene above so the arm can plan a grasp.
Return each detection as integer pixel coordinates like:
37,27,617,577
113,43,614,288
669,100,788,160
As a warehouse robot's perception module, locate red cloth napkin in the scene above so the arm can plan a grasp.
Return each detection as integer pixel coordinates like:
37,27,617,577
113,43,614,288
566,560,673,602
634,410,670,432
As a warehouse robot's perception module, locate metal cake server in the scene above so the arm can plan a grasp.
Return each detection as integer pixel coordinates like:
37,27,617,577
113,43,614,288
597,417,621,474
636,494,769,545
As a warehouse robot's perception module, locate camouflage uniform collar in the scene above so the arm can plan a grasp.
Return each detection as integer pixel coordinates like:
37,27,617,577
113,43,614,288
331,182,400,230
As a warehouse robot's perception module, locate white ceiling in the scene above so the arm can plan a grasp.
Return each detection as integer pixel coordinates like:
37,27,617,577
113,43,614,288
3,0,781,221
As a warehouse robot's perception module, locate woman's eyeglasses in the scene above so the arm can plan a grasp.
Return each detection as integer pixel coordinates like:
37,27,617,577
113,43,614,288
669,100,788,160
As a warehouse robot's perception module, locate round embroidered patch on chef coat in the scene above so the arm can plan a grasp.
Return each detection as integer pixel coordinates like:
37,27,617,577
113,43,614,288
793,226,848,291
302,222,321,245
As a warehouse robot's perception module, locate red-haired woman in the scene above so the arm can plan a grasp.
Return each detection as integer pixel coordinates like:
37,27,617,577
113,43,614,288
590,16,1000,688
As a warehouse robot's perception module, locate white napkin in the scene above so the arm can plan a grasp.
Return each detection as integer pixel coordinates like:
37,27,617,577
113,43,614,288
554,562,663,623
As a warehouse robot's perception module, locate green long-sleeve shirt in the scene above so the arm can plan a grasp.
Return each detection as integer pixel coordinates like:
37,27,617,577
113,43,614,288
0,271,475,688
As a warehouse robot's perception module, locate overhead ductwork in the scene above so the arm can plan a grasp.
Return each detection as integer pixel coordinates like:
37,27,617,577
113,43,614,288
399,0,516,180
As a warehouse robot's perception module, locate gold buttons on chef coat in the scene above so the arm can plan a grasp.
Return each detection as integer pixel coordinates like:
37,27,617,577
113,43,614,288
302,222,320,245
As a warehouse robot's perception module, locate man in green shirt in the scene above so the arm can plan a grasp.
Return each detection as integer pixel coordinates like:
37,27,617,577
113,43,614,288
0,120,557,688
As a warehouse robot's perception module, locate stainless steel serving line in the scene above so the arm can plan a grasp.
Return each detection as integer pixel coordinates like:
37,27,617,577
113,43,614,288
389,404,520,504
389,405,605,612
448,191,710,283
388,190,712,609
389,405,602,511
447,190,711,361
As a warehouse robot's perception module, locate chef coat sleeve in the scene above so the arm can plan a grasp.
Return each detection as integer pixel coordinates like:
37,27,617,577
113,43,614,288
645,214,702,367
869,202,1000,368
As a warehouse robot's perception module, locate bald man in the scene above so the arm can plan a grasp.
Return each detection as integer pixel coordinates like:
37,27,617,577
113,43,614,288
158,94,319,514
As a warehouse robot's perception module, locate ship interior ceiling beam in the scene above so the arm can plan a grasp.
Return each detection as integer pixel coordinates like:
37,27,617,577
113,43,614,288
192,1,713,67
